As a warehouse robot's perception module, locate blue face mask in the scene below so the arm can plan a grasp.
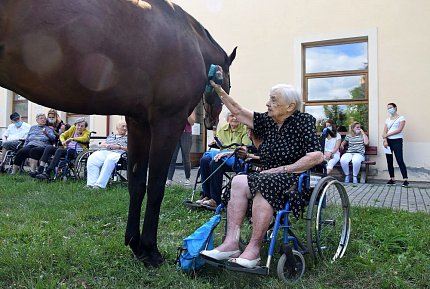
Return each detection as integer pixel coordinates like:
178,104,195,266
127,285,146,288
15,121,23,128
388,107,396,115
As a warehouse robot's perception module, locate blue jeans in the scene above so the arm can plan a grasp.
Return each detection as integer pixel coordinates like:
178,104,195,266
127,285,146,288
199,151,234,204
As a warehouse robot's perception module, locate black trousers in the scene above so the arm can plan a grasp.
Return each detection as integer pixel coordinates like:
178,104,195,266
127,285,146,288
14,145,45,166
386,138,408,179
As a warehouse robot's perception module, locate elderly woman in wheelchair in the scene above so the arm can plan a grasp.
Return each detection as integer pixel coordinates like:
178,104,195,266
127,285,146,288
33,117,90,180
200,81,323,270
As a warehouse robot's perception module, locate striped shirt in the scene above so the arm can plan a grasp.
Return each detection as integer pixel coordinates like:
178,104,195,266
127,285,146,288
344,134,365,155
101,134,128,153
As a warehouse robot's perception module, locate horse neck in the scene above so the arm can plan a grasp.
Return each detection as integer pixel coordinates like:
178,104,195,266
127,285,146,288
186,14,228,66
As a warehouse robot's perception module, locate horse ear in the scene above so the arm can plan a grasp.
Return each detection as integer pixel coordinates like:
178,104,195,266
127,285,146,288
229,47,238,64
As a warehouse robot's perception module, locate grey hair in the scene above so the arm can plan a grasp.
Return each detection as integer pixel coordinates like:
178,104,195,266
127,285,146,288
270,84,302,111
223,108,232,120
36,113,46,119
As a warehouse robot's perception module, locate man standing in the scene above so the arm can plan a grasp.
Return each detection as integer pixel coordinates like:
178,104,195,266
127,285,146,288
1,112,31,168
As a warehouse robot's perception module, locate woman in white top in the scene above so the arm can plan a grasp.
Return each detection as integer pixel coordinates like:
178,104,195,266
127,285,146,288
321,120,342,175
382,103,408,187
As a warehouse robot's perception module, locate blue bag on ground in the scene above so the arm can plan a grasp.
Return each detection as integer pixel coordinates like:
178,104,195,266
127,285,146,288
176,214,221,273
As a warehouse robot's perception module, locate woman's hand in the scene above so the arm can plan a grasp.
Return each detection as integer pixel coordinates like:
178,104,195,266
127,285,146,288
382,132,388,138
214,152,232,162
383,140,388,148
210,80,227,97
324,152,332,160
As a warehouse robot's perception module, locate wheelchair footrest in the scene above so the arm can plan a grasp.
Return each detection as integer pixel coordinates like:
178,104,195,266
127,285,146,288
203,257,269,276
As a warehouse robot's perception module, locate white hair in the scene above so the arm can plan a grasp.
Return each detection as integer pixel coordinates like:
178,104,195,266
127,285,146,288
270,84,302,111
223,108,232,120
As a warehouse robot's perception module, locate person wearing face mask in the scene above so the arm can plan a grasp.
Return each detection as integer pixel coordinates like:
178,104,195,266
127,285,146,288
32,118,91,180
340,121,369,184
320,120,342,175
382,103,408,187
46,109,65,145
0,112,31,170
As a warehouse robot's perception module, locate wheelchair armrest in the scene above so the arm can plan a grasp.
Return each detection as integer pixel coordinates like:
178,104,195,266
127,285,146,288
208,142,220,149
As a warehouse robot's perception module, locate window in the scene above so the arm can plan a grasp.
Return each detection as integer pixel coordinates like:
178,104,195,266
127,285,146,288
12,93,29,123
303,38,369,134
66,113,90,127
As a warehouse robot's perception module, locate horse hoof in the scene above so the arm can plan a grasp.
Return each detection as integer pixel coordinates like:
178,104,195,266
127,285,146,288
136,250,165,268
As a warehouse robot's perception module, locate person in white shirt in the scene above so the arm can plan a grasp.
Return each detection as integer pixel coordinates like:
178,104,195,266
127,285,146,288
321,120,342,175
1,112,31,165
382,103,408,187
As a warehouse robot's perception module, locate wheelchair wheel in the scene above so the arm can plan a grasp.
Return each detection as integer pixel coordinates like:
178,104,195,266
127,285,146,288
306,176,351,263
74,150,92,180
277,250,305,282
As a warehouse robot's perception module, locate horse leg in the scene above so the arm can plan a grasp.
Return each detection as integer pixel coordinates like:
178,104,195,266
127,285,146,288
124,117,150,258
138,118,185,267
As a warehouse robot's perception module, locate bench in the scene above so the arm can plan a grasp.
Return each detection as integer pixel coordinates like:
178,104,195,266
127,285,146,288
335,145,377,183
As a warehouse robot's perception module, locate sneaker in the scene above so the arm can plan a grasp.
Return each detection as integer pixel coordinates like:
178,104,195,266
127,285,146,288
353,177,358,184
35,172,50,180
165,180,173,187
402,180,409,187
184,179,191,186
344,176,350,183
386,179,396,186
29,171,39,178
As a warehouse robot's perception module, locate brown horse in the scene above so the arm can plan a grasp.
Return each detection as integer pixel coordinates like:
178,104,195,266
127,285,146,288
0,0,236,266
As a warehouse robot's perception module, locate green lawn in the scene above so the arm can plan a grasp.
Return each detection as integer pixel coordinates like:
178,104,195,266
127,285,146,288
0,174,429,288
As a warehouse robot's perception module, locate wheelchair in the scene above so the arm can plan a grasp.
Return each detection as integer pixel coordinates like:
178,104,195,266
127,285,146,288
184,139,249,210
201,160,351,282
51,146,85,181
0,140,27,174
72,149,128,183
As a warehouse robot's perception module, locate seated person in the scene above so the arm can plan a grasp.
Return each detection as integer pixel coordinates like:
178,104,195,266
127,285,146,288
340,121,369,184
320,119,341,175
201,81,323,269
46,109,65,145
86,121,128,189
11,113,56,175
197,109,251,209
0,112,31,168
34,118,90,180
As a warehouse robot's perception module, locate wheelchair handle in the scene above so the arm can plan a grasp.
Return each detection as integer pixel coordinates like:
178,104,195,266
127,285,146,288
213,136,243,150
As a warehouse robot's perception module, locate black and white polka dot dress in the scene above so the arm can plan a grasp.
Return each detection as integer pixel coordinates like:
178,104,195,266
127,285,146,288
247,111,321,218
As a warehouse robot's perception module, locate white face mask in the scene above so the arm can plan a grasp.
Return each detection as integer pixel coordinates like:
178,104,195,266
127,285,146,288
354,129,361,134
388,107,396,115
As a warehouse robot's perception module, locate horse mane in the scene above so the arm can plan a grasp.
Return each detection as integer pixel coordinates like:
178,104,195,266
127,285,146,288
175,4,229,66
203,28,230,65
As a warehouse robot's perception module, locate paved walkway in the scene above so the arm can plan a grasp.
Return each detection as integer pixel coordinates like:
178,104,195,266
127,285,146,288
171,167,430,214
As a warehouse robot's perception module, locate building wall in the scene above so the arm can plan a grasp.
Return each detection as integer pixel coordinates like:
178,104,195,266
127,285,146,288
173,0,429,181
1,1,428,181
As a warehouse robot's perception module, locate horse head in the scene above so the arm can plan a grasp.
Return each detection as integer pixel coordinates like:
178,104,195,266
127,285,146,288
203,47,237,130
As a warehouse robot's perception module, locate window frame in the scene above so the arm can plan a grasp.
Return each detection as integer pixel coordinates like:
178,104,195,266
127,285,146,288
302,37,369,132
12,93,29,123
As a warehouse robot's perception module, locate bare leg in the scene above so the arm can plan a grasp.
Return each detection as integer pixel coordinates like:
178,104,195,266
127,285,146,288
239,192,273,260
215,175,251,252
29,159,38,172
12,164,19,174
